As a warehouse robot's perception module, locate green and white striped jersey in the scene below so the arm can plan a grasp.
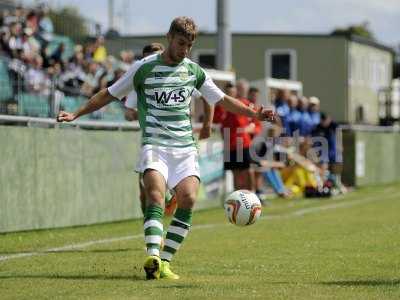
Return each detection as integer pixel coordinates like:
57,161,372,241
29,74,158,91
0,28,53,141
108,54,224,149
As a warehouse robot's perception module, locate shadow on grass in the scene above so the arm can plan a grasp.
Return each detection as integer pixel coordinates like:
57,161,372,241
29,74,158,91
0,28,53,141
156,284,199,289
0,248,140,255
320,279,400,287
0,273,144,281
0,274,201,287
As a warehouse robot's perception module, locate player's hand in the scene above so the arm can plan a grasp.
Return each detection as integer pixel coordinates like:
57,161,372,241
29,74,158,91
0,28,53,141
255,106,275,122
244,123,256,134
199,124,212,140
57,111,76,122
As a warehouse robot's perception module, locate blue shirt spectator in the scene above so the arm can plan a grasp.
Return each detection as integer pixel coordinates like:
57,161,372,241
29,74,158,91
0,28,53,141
308,96,321,128
297,96,313,136
275,98,290,135
312,113,338,164
299,110,314,136
287,107,302,135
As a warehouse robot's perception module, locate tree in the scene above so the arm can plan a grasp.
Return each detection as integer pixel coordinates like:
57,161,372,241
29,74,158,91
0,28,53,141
331,21,375,40
49,6,88,42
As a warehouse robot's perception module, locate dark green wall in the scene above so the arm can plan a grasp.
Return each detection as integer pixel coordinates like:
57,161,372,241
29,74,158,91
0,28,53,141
0,126,141,232
342,129,400,186
0,125,223,233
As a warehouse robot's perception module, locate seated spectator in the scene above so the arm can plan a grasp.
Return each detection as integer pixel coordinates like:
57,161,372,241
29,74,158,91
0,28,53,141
25,10,39,36
80,61,102,97
119,49,135,70
278,141,322,197
49,43,65,66
312,113,346,194
8,22,24,56
0,29,13,57
37,5,54,42
24,54,50,94
252,124,292,198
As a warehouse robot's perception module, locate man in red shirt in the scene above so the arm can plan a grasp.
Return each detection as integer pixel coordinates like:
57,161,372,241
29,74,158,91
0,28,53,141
222,80,261,190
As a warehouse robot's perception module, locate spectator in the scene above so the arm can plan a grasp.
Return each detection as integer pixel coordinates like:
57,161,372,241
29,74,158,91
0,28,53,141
119,50,135,70
49,42,65,66
312,113,346,194
222,81,256,191
0,30,13,57
274,89,291,135
37,5,54,40
2,10,16,27
298,96,313,136
25,10,38,35
287,95,302,136
8,22,24,56
279,140,323,197
245,85,262,138
93,36,107,63
81,61,101,97
14,6,26,25
248,86,260,106
247,86,267,198
309,96,321,128
25,54,50,94
141,43,163,57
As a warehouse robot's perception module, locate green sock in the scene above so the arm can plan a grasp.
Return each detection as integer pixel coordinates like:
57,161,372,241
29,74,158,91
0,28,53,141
144,204,164,257
160,208,192,262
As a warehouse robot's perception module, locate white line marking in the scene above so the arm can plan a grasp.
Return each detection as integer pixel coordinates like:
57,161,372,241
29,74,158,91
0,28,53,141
0,194,393,263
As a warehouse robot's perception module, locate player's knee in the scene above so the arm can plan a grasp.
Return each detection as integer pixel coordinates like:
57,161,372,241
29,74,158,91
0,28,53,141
146,189,164,205
177,191,197,209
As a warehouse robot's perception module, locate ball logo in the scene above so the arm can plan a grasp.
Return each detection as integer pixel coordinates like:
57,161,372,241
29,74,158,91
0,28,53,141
239,191,251,210
225,199,241,224
247,203,262,225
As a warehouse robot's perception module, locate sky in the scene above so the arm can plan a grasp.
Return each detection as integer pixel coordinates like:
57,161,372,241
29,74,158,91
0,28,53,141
22,0,400,48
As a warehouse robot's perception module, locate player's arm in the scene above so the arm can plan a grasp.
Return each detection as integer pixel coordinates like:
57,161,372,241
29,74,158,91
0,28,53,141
199,97,214,140
197,69,274,122
124,90,139,121
57,88,115,122
218,95,275,122
125,108,138,121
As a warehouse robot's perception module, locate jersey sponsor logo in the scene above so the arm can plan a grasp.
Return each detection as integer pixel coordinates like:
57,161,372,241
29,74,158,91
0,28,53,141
153,87,193,106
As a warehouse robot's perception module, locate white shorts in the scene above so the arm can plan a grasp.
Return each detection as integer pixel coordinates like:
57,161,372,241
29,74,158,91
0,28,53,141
135,144,200,190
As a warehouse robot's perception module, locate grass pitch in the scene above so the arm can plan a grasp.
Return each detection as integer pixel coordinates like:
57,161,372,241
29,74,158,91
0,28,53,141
1,183,400,299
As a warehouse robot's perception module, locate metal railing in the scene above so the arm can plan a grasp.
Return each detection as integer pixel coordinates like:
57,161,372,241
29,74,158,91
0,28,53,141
0,114,211,132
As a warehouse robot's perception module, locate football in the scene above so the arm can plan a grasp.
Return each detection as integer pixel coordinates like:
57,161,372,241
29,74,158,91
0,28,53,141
224,190,262,226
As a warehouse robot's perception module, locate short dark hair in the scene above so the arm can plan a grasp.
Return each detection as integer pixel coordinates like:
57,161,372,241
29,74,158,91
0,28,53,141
142,43,164,57
224,82,235,90
168,16,198,41
249,87,259,93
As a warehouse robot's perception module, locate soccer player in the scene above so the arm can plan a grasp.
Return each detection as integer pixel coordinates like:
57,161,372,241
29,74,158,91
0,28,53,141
125,42,214,217
57,16,274,280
